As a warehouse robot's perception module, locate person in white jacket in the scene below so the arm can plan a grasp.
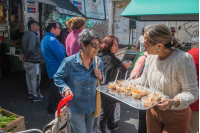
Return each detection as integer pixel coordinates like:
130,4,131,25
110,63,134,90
134,23,198,133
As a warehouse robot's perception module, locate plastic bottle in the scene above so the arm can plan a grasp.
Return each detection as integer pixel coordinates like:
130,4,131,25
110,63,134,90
140,42,144,52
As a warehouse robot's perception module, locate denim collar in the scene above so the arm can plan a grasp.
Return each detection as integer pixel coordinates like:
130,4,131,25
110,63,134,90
46,32,56,37
74,51,95,67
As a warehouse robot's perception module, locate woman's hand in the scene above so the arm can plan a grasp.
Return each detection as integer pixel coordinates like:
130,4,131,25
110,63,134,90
19,54,25,62
157,98,173,111
123,61,132,69
157,97,180,111
93,68,102,80
62,89,73,98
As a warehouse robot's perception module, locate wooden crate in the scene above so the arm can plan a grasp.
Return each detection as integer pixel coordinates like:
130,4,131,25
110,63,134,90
0,107,26,133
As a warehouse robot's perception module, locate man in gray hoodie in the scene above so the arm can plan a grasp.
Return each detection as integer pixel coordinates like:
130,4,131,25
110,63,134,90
19,20,46,101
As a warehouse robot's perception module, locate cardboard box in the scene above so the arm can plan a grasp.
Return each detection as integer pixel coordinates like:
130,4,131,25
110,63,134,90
0,16,5,21
0,5,3,11
0,11,3,16
0,107,26,133
5,15,15,22
11,15,15,22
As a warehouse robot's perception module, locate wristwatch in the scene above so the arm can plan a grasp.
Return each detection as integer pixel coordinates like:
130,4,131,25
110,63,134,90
169,99,175,109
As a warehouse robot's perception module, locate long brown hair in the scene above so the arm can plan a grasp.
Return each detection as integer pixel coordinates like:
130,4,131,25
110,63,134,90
100,35,119,53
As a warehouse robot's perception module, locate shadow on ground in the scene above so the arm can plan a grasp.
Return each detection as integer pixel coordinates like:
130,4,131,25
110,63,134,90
0,71,139,133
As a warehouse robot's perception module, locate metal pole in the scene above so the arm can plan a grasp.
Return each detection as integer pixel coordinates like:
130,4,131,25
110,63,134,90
6,0,10,45
132,29,134,47
128,18,131,49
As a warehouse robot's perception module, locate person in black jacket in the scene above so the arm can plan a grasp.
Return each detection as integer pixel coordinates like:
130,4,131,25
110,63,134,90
97,35,132,133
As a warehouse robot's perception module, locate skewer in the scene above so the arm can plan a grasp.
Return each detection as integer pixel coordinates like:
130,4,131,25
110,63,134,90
114,69,120,83
124,70,128,81
125,72,136,82
144,78,148,87
149,83,157,101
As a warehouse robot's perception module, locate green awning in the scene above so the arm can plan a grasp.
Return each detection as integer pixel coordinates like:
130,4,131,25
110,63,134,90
121,0,199,21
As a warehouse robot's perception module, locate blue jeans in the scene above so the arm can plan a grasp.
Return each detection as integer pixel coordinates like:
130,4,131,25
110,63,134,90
69,111,95,133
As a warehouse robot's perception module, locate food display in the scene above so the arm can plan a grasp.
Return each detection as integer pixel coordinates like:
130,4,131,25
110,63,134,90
132,89,149,99
97,80,168,110
141,96,156,107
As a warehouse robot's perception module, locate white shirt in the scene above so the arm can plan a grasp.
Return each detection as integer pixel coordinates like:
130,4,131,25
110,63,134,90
135,49,199,110
139,35,144,44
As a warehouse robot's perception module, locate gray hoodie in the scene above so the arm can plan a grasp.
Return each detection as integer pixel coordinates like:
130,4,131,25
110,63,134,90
20,30,42,63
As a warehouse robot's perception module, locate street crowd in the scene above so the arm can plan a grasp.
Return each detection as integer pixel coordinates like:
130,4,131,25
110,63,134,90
19,17,199,133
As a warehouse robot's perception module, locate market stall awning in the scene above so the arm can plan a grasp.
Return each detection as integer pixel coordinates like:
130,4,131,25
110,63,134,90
29,0,86,17
121,0,199,21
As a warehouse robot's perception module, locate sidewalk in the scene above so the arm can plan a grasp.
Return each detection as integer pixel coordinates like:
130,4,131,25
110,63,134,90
0,71,139,133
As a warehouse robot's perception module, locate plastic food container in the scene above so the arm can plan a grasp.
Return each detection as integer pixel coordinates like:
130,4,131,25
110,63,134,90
132,89,149,99
129,85,138,90
141,96,157,107
124,60,132,65
154,92,162,101
109,82,117,90
109,87,116,94
124,88,132,96
116,86,125,93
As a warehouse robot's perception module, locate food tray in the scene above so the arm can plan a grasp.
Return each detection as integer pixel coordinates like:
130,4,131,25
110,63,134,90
96,84,161,110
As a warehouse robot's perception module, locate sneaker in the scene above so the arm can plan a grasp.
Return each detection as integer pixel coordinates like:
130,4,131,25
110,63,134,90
33,96,46,102
110,125,119,132
28,94,33,98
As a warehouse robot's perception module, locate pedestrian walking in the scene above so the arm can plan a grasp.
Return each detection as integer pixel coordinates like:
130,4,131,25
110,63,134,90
19,19,46,101
41,22,65,114
65,17,87,56
134,23,198,133
187,48,199,133
54,29,105,133
97,35,131,133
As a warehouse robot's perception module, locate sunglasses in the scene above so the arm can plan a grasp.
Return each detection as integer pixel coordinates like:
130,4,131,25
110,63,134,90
143,41,156,46
89,43,101,48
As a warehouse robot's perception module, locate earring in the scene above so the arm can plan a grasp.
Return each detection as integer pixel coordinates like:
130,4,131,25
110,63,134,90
158,49,160,51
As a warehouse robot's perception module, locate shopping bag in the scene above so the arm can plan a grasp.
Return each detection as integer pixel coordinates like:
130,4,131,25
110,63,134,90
95,56,101,118
114,102,120,122
43,106,70,133
43,95,73,133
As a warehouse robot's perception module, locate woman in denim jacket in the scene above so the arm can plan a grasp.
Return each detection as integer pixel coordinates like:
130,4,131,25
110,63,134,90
54,29,105,133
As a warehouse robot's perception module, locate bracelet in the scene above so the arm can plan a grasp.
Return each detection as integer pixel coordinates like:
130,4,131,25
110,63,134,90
169,99,175,109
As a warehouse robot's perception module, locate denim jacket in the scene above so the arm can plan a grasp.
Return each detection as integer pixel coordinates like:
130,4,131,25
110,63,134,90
54,51,105,114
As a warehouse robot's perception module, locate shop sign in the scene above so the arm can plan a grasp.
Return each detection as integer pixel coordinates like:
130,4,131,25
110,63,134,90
27,7,36,13
73,1,82,10
27,1,36,7
24,0,39,31
57,0,106,20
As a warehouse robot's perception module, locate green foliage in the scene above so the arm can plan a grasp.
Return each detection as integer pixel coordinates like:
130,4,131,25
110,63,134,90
0,114,17,128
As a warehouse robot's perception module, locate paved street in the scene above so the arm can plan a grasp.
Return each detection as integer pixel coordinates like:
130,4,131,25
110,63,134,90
0,71,139,133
